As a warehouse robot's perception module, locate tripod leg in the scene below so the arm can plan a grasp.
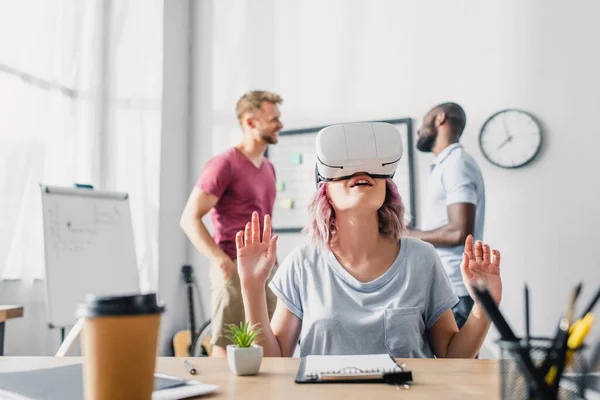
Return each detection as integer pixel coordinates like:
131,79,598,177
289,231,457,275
55,318,85,357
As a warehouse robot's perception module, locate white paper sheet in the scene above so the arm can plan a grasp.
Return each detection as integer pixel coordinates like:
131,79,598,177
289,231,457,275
303,354,401,376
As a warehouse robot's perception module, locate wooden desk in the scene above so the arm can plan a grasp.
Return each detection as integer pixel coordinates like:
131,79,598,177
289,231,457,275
0,305,24,356
0,356,500,399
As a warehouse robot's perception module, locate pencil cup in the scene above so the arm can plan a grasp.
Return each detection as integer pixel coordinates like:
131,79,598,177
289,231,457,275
498,338,587,400
78,293,165,400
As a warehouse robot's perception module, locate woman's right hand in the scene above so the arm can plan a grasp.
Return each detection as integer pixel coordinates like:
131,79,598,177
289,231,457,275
235,211,278,289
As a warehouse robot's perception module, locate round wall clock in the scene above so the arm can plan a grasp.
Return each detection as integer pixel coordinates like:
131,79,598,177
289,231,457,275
479,109,542,168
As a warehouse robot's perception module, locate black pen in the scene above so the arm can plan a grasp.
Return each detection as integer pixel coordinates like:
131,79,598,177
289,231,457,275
567,283,582,324
525,284,530,349
471,281,517,340
184,359,196,375
523,285,536,400
578,284,600,320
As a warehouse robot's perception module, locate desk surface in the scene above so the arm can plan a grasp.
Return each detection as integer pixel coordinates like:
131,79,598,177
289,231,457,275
0,357,500,399
0,306,23,323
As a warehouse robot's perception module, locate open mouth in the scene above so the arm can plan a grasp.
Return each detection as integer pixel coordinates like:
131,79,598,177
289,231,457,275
349,177,374,188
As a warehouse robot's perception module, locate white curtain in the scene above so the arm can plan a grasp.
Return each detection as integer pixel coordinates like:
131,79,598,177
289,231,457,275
0,0,163,355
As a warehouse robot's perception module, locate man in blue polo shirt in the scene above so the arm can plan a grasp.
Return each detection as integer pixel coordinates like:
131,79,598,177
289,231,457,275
406,102,485,329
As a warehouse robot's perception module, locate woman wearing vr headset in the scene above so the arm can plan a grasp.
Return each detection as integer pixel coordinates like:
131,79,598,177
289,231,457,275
234,122,502,358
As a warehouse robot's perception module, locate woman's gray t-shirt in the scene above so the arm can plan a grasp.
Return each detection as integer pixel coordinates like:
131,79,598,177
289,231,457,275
268,237,459,358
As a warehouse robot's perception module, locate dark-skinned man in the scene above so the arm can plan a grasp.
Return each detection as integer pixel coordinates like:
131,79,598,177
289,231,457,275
406,102,485,329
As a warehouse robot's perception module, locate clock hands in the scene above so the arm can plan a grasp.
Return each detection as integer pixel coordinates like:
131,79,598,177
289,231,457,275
497,113,516,150
502,114,511,138
497,135,512,150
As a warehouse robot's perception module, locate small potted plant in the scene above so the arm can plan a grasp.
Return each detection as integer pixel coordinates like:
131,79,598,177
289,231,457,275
224,321,263,376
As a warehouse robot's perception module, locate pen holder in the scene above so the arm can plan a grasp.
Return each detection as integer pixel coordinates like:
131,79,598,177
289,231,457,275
498,338,588,400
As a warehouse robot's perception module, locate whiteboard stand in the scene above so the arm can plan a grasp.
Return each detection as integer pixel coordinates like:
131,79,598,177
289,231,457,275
40,184,141,356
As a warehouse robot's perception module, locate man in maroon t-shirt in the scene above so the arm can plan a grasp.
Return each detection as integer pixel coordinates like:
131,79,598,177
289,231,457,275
180,91,283,357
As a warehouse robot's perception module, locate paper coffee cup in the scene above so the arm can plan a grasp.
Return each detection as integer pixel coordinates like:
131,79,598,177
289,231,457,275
78,293,165,400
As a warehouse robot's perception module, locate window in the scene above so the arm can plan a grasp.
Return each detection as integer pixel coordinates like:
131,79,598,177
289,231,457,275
0,0,163,292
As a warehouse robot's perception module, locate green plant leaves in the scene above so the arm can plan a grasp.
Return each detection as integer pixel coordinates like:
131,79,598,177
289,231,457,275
224,321,263,348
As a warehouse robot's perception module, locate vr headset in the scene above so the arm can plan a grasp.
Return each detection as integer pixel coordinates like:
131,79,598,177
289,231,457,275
315,122,403,187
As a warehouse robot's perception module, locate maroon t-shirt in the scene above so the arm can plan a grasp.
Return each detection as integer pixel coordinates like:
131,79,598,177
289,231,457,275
196,147,276,260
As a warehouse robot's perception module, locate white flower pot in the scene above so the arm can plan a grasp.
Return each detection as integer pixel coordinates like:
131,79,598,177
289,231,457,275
226,344,263,376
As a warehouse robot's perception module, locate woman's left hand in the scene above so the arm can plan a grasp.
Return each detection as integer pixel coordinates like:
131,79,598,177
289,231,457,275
461,235,502,305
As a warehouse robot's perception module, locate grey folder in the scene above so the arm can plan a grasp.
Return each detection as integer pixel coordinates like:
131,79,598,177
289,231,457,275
0,363,187,400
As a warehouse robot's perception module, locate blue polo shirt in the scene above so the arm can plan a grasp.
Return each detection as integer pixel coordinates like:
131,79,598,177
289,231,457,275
422,143,485,297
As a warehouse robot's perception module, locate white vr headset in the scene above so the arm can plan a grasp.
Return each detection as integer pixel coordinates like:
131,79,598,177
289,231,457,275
315,122,403,186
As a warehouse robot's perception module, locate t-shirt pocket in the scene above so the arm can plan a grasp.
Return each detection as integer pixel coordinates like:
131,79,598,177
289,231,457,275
384,307,425,358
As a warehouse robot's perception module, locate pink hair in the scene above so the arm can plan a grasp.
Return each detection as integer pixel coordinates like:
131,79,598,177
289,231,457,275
304,178,405,249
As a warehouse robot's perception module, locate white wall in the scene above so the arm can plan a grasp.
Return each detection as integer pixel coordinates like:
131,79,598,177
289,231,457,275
187,0,600,353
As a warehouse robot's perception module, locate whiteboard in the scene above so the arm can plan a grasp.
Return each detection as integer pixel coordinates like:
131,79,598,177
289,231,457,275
266,118,417,233
40,185,140,327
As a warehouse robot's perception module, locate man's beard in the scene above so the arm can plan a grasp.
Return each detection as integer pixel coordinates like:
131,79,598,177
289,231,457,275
416,134,436,152
416,122,438,152
260,132,278,144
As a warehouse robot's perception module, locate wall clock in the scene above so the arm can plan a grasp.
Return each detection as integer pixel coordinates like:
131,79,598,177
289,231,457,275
479,109,542,168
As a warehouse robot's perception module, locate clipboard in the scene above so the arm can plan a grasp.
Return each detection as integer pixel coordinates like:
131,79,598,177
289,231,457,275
294,354,413,385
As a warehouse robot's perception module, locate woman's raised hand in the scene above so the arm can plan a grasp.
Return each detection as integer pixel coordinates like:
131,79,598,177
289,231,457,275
461,235,502,305
235,211,278,288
